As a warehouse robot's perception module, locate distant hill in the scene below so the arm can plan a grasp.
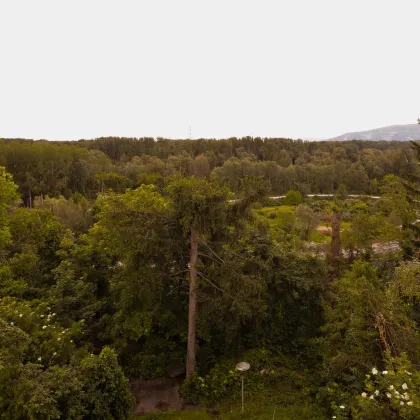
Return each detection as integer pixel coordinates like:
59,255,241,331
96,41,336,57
327,124,420,141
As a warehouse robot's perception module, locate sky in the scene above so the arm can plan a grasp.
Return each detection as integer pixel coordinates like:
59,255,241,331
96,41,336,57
1,0,419,141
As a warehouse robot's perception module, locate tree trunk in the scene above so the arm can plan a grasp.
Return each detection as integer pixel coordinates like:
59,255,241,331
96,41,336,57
331,212,341,261
186,227,199,378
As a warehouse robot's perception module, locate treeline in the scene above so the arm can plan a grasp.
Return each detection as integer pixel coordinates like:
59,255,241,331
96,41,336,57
0,137,417,205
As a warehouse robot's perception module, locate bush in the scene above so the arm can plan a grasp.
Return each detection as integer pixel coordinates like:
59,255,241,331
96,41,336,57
284,190,302,206
181,364,237,405
324,354,420,419
81,347,135,420
124,352,167,379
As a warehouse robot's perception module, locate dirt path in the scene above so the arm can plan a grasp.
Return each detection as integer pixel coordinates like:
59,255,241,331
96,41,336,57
130,378,183,415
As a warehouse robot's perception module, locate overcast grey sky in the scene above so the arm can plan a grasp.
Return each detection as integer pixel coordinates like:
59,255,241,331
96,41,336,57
1,1,419,141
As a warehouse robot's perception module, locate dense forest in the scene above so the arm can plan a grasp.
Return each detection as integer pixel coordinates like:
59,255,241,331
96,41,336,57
0,137,416,206
2,137,420,419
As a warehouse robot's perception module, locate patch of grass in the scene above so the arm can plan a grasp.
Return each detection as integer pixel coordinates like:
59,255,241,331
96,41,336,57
341,221,352,229
319,221,352,230
133,410,211,420
220,402,327,419
308,230,330,244
132,399,326,420
258,205,295,214
132,353,329,420
256,206,296,233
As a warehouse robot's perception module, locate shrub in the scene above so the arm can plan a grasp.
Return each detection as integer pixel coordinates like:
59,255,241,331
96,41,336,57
81,347,135,420
181,364,237,405
326,355,420,419
284,190,302,206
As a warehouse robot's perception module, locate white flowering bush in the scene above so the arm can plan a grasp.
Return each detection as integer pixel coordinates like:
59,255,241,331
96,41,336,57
0,296,84,365
331,355,420,419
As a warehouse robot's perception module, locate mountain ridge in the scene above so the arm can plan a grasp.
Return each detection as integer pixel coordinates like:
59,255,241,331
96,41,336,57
327,124,420,141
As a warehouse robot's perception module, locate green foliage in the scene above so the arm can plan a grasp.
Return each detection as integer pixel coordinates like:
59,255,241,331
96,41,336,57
0,166,136,419
324,354,420,419
308,228,330,244
91,184,184,351
123,352,168,379
166,175,230,235
393,262,420,298
335,183,349,201
380,175,416,229
2,146,420,420
180,348,326,416
181,364,236,404
0,166,19,220
3,363,85,420
0,303,133,419
262,247,325,355
321,261,420,377
137,401,327,420
138,172,164,187
34,194,93,235
1,137,418,200
352,358,420,419
93,184,173,261
1,207,69,297
138,411,211,420
80,347,134,420
0,317,29,367
379,174,418,257
255,206,296,244
284,189,302,205
341,213,385,256
0,166,19,252
295,204,319,240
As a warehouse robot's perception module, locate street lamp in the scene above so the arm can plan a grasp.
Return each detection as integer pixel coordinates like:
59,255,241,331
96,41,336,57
236,361,250,415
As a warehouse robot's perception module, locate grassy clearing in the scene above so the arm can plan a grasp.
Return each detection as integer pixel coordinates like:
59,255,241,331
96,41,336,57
255,206,296,232
135,399,326,420
308,230,330,244
134,410,209,420
131,349,330,420
319,220,351,230
256,204,354,246
134,378,328,419
258,205,296,214
134,401,326,419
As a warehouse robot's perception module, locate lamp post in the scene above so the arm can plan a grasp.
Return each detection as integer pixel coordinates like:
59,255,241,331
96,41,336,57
235,361,250,416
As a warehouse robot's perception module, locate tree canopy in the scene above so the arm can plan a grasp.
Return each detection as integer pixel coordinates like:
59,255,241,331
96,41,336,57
2,137,420,418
